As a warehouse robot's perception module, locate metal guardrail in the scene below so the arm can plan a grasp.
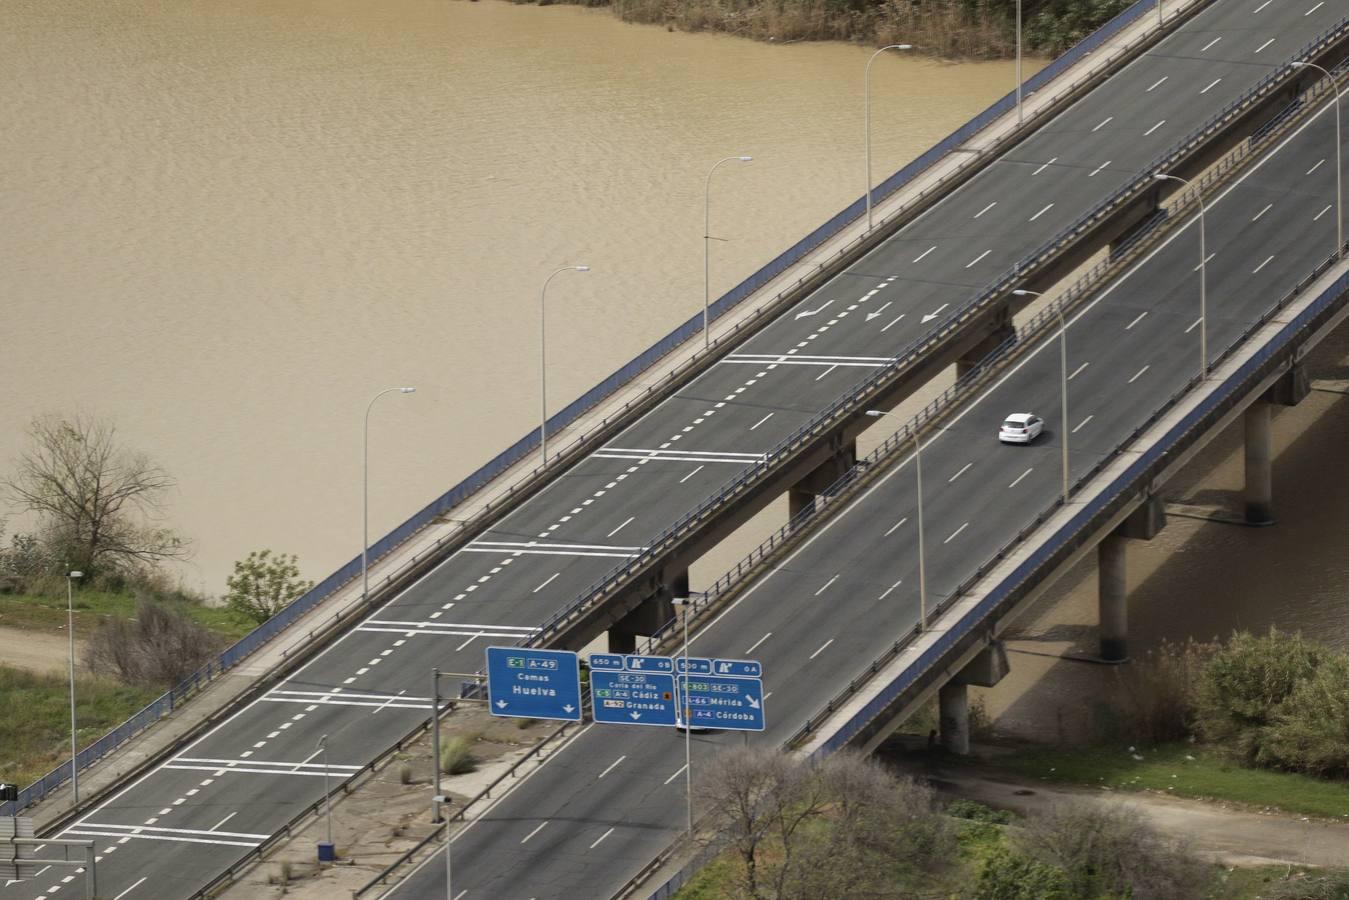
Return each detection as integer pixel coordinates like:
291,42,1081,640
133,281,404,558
525,16,1349,654
0,0,1204,825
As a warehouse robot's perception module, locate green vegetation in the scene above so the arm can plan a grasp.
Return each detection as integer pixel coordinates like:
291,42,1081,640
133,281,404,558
0,665,159,786
0,589,253,641
439,736,479,775
224,549,314,626
969,743,1349,820
524,0,1131,58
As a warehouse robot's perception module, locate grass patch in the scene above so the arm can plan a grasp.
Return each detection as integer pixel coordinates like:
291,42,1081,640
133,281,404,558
0,664,159,786
0,590,254,641
976,743,1349,820
439,737,478,775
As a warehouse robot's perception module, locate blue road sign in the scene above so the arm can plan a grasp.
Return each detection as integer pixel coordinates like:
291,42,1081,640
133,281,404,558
678,673,766,731
591,671,678,726
674,656,712,675
588,653,626,671
623,654,674,673
485,647,582,722
712,659,762,678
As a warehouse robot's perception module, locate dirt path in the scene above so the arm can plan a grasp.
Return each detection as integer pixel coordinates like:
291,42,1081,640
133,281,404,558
0,625,81,675
928,765,1349,868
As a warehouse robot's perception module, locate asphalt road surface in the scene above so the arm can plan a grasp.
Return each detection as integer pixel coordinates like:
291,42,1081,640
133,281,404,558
7,1,1342,897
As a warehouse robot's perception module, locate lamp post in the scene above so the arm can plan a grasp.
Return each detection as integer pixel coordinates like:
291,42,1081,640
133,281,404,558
540,265,590,463
1154,173,1208,378
1016,0,1024,126
66,569,83,806
1291,62,1343,259
364,387,416,606
864,411,926,630
864,44,912,231
704,157,752,349
316,734,333,860
1013,289,1070,504
671,596,695,840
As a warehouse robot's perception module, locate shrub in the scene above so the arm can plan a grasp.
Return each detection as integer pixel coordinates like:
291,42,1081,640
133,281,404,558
398,763,413,785
947,798,1013,825
84,599,221,688
972,845,1071,900
1261,653,1349,777
1265,871,1349,900
439,737,477,775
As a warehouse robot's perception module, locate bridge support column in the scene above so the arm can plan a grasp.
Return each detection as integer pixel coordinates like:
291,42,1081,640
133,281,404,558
1243,401,1274,526
938,682,969,755
608,573,682,653
788,439,856,523
955,322,1016,378
1097,536,1128,663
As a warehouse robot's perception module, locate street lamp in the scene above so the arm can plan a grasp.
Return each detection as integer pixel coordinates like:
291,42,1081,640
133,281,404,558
1016,0,1024,126
540,265,590,463
864,44,912,231
864,411,926,630
671,596,695,840
316,734,333,860
704,157,752,349
363,387,416,606
1154,173,1208,378
66,569,82,806
1013,289,1070,504
1291,62,1343,260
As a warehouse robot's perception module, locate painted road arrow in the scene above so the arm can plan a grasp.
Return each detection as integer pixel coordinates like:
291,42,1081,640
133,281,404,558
920,303,949,323
865,300,893,321
795,298,835,319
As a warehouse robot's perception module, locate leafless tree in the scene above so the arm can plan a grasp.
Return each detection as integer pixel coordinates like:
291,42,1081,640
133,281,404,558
84,599,221,687
2,414,187,577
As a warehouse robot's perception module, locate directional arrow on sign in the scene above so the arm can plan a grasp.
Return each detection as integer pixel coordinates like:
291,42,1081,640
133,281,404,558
563,704,575,714
495,699,507,709
747,695,760,709
630,711,642,720
920,303,949,324
865,300,893,322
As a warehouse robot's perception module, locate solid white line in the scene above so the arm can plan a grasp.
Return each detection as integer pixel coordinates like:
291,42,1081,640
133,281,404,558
362,621,535,633
1252,255,1275,274
606,516,635,538
1128,364,1150,384
1073,415,1094,433
371,689,408,716
600,446,765,457
1068,361,1089,380
114,877,148,900
1314,204,1332,221
881,313,906,332
809,638,834,660
948,462,972,483
745,632,772,654
209,813,237,832
878,580,903,601
1031,156,1058,175
943,522,969,544
1251,203,1273,221
913,245,936,263
750,413,774,430
664,765,688,785
1200,78,1221,94
974,201,998,219
1200,36,1221,52
467,540,645,552
1029,203,1055,222
63,829,259,848
533,573,560,593
1089,160,1111,177
172,756,362,770
1254,37,1274,52
598,756,626,779
1125,310,1148,330
884,516,908,536
459,547,637,559
965,250,992,268
1146,76,1168,92
590,827,615,849
679,464,705,483
1092,116,1114,132
520,822,548,844
1008,467,1034,488
814,575,839,596
1144,119,1166,137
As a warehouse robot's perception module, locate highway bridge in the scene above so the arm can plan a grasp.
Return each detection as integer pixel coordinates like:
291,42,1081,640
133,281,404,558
6,0,1347,897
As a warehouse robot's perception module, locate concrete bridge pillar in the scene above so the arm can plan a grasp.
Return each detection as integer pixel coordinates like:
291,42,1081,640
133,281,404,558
788,439,856,523
955,322,1016,379
938,682,969,755
1097,535,1128,663
1243,400,1274,526
607,572,683,653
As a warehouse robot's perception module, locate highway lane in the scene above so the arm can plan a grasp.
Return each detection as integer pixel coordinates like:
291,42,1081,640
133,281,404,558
8,2,1342,897
389,65,1349,900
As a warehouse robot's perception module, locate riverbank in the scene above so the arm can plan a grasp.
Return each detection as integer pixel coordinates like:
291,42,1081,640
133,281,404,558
516,0,1127,57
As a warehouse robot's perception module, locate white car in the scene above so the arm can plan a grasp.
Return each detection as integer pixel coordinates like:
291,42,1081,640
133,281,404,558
999,413,1044,444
